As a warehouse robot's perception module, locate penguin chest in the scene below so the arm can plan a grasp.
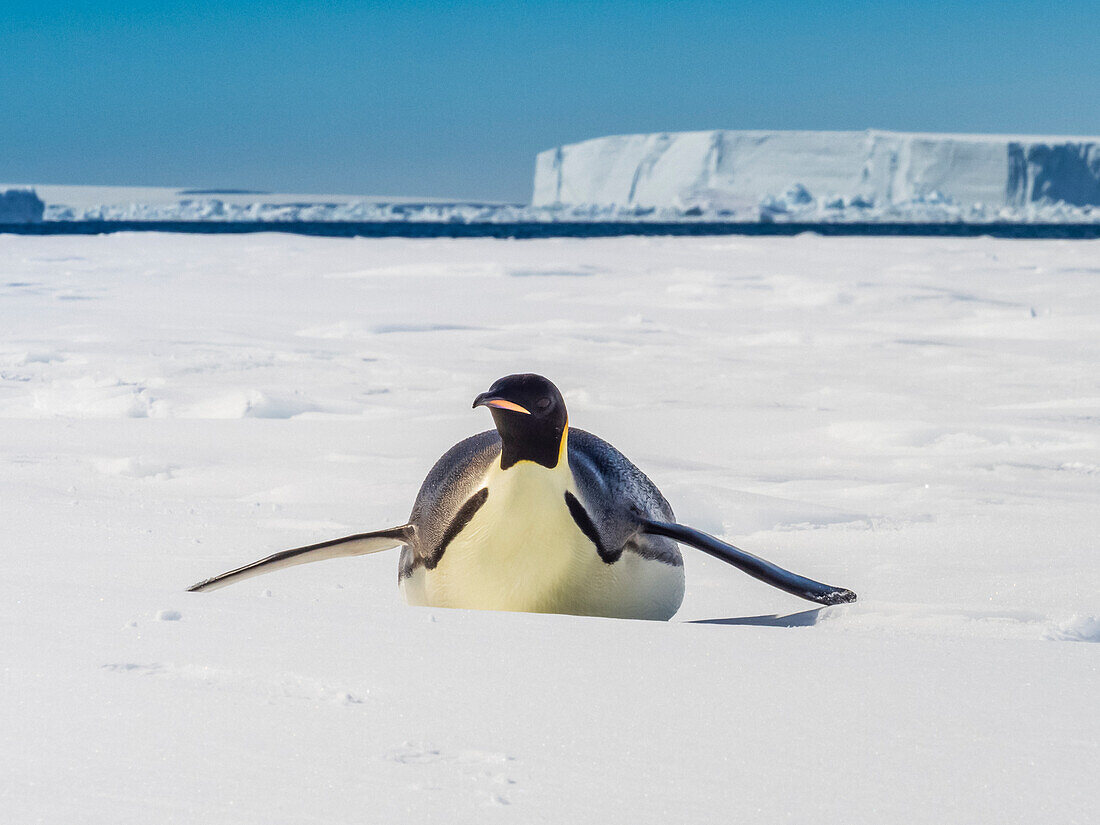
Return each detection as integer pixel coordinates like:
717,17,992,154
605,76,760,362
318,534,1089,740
406,461,597,614
400,459,686,620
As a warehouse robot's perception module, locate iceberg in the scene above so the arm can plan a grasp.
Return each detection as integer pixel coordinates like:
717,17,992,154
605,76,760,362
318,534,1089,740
0,188,45,223
9,133,1100,227
532,130,1100,211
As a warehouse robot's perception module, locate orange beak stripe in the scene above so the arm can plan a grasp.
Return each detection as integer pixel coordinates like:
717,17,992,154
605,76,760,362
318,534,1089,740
484,398,531,415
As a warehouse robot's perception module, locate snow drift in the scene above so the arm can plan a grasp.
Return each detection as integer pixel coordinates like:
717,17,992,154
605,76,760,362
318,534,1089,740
532,129,1100,211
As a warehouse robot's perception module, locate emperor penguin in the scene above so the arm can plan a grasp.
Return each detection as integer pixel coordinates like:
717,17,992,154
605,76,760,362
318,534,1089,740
189,374,855,620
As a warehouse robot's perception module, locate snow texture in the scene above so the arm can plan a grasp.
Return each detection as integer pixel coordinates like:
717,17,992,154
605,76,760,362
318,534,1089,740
0,188,45,222
533,129,1100,213
1,232,1097,824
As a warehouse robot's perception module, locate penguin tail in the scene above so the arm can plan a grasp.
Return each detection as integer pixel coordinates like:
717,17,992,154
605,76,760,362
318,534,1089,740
187,524,415,593
639,519,856,606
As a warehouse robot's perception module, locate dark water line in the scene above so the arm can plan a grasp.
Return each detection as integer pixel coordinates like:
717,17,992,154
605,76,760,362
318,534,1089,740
3,220,1100,240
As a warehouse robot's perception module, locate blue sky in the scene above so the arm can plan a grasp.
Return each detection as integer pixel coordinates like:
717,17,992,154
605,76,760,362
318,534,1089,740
3,1,1097,201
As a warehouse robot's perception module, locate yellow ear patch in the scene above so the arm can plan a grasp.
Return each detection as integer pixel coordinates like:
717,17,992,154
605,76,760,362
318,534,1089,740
557,421,569,465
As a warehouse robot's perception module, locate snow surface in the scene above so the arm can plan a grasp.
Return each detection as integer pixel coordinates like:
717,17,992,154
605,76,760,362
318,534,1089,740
533,129,1100,214
1,232,1097,823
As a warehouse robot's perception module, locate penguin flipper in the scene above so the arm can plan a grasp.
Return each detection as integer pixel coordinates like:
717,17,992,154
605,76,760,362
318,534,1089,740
639,520,856,606
187,525,415,592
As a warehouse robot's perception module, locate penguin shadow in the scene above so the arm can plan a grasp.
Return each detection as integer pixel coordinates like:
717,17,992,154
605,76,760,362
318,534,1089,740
689,607,826,628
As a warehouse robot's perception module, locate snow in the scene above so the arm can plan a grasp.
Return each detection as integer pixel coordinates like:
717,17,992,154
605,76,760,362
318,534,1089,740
1,232,1097,823
533,129,1100,214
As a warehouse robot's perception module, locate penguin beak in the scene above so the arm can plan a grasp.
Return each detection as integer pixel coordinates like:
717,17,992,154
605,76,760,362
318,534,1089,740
472,393,531,415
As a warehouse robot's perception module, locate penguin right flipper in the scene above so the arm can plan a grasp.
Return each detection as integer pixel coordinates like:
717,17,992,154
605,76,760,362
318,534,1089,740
639,520,856,606
188,525,415,592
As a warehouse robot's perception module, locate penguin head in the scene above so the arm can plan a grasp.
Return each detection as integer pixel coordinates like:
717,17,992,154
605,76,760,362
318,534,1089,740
473,374,567,469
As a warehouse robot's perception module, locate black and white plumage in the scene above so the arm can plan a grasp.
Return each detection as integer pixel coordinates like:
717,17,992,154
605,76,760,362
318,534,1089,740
188,374,856,620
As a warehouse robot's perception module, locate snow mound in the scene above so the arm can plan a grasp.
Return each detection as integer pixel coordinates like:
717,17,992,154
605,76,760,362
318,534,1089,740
94,456,176,479
184,390,319,419
1046,614,1100,642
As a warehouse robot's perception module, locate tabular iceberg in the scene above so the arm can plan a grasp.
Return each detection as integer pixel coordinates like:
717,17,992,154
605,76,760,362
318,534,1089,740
532,130,1100,211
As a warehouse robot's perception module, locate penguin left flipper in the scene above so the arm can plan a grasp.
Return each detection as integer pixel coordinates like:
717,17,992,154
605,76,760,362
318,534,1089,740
640,520,857,606
187,525,414,592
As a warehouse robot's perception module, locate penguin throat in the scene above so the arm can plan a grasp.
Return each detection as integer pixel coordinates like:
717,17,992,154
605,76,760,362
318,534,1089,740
498,422,567,471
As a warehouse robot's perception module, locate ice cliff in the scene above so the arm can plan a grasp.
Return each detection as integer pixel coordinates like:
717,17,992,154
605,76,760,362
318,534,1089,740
0,189,45,222
532,130,1100,211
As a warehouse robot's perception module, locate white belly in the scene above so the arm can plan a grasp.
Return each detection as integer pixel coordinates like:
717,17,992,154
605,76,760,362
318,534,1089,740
400,460,684,620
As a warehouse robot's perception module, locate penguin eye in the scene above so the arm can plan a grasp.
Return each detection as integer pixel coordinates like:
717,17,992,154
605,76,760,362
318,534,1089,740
536,397,552,411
